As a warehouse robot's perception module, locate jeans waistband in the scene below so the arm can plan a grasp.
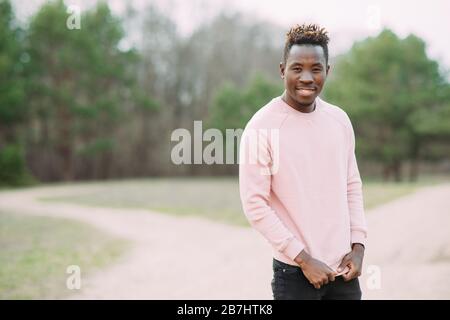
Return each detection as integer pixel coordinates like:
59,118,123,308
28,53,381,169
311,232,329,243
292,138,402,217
273,258,301,270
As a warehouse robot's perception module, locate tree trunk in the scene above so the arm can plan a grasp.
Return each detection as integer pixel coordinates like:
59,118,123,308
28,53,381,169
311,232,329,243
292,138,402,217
409,159,419,182
392,161,402,182
409,136,421,182
382,164,391,181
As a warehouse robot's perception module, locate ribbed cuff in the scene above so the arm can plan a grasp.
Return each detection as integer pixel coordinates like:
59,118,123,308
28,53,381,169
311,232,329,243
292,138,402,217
351,230,367,247
283,238,305,261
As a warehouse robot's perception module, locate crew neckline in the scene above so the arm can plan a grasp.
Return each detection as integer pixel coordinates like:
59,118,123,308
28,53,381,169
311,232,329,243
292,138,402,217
277,95,323,117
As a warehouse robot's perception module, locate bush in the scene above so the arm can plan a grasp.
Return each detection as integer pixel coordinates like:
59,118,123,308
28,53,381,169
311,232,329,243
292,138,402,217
0,143,35,186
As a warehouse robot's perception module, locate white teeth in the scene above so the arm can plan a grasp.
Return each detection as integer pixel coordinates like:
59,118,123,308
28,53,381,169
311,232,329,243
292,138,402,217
297,88,315,96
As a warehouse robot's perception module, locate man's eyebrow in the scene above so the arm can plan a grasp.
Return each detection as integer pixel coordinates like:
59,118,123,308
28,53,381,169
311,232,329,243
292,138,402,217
289,62,324,67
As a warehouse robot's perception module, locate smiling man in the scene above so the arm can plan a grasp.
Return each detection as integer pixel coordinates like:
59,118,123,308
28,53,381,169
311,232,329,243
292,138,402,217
239,24,367,300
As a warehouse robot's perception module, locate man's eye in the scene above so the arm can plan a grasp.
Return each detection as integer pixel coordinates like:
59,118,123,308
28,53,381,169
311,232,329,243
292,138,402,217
293,68,301,72
313,69,321,72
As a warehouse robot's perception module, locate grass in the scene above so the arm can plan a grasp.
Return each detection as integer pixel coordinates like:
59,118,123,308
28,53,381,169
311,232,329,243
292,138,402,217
0,211,129,299
39,175,450,227
362,182,421,209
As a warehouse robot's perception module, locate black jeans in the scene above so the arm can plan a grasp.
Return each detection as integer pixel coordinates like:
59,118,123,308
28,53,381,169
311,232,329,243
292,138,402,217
271,258,362,300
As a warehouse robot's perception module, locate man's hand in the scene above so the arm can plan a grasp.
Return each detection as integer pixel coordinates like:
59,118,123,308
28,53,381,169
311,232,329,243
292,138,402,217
294,250,336,289
337,243,365,282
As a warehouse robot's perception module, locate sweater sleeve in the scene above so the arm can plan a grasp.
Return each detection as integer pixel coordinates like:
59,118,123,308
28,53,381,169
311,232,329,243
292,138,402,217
239,125,305,261
346,121,368,247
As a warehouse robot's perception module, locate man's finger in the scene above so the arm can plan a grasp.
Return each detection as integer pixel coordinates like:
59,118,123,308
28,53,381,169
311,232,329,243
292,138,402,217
328,273,336,282
342,268,357,282
337,260,351,273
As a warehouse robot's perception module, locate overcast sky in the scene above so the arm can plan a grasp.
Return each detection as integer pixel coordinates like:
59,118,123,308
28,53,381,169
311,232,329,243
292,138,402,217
12,0,450,74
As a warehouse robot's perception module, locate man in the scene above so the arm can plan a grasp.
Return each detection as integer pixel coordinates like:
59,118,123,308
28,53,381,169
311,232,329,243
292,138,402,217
239,23,367,300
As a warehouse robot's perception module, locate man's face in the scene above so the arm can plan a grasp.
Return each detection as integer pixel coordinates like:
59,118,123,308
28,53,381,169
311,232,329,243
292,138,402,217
280,44,330,107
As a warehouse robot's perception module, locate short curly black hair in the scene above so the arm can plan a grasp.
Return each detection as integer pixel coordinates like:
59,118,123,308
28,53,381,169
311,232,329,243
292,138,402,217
283,23,330,65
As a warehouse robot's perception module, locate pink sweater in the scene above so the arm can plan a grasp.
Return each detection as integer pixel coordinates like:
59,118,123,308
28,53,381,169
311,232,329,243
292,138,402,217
239,96,367,271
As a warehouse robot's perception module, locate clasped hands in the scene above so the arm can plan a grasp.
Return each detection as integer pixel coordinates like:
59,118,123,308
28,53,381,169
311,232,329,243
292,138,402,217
294,243,364,289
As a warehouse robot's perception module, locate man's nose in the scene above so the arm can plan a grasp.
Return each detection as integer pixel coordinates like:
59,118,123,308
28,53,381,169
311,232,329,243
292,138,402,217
299,72,314,83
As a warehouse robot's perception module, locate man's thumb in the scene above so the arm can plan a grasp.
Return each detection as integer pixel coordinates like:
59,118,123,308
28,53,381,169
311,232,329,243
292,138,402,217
337,258,349,272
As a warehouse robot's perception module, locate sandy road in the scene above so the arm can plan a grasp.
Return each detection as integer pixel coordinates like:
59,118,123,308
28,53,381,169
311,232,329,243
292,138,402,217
1,183,449,299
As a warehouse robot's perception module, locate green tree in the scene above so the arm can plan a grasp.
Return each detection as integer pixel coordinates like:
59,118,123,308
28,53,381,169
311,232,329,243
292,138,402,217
0,0,25,130
25,0,141,180
324,29,449,181
209,73,283,131
409,84,450,166
0,0,31,185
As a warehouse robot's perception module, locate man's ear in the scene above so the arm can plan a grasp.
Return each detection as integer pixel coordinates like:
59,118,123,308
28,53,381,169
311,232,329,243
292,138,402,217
279,62,285,79
326,64,331,76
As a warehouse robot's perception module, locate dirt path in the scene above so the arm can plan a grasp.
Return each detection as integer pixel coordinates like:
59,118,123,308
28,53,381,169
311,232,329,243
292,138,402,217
360,183,450,299
1,183,449,299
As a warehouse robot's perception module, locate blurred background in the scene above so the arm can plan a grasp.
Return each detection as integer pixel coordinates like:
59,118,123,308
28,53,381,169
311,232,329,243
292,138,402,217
0,0,449,299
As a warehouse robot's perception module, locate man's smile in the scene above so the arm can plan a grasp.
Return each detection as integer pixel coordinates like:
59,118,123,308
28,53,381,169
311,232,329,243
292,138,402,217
296,87,317,96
